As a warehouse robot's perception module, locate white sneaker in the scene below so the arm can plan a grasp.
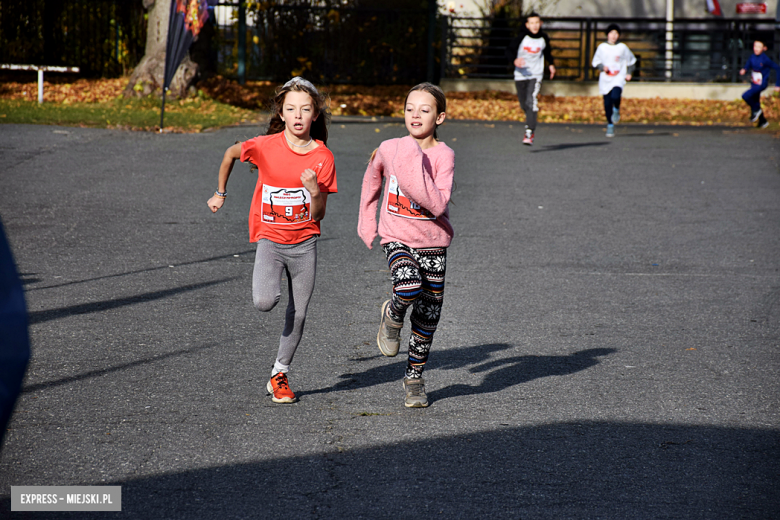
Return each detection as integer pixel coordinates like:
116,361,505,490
522,128,534,145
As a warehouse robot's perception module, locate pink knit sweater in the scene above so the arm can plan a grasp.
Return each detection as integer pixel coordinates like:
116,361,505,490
358,135,455,249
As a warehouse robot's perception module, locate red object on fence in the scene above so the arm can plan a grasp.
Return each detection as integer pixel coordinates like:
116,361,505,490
735,3,767,13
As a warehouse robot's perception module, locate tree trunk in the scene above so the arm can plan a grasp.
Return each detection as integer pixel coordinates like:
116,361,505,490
124,0,198,99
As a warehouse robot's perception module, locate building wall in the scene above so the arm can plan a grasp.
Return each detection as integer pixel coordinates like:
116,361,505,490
448,0,779,19
551,0,778,19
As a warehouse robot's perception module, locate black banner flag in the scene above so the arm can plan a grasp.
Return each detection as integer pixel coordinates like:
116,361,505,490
160,0,212,130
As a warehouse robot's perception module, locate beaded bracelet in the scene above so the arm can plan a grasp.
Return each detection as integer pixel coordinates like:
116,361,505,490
214,190,227,199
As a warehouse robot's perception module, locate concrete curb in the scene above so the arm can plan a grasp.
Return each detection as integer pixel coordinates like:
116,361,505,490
441,78,774,101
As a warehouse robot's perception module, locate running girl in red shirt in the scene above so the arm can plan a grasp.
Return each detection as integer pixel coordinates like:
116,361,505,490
358,83,455,408
207,77,337,404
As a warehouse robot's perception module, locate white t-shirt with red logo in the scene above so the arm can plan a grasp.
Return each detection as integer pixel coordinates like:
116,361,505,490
592,42,637,95
514,33,548,80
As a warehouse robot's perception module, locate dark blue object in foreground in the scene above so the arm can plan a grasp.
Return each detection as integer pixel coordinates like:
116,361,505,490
0,219,30,447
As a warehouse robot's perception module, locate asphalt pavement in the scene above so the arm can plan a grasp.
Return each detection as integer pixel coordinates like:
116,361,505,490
0,120,778,519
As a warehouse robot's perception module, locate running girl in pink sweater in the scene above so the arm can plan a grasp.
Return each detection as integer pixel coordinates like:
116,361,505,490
358,83,455,408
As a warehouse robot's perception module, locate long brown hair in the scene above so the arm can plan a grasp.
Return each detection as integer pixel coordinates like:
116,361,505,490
404,82,447,140
266,77,331,145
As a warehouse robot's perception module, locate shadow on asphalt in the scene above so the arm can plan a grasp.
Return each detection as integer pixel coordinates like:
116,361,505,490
18,273,41,285
2,422,776,518
20,344,218,394
614,132,674,137
23,251,255,292
431,347,614,403
301,345,615,404
530,142,611,153
27,278,236,325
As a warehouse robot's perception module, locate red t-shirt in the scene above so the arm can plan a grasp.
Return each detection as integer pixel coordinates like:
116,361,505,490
240,132,337,244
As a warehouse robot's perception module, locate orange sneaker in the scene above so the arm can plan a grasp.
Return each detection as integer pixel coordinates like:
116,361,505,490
266,372,297,404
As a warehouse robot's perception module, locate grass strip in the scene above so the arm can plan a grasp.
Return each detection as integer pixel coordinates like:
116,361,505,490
0,96,262,132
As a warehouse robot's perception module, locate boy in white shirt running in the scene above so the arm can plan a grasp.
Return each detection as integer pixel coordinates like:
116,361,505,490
505,12,556,146
591,24,636,138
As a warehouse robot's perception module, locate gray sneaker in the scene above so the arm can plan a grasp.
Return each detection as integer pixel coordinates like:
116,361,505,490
377,300,403,357
403,377,429,408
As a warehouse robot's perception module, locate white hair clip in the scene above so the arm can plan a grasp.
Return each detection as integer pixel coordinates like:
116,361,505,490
283,76,318,94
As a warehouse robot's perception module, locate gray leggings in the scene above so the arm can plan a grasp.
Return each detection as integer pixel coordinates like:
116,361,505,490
252,237,317,371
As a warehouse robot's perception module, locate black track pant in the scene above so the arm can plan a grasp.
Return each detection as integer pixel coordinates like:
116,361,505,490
515,79,541,131
603,87,623,124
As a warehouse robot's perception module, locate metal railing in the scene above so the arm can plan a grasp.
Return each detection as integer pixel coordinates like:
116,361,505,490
214,3,436,84
441,16,780,82
0,0,146,77
4,2,778,86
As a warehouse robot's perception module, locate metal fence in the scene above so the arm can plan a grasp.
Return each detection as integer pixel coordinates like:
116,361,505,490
0,0,146,77
4,1,778,86
214,3,437,84
442,16,780,82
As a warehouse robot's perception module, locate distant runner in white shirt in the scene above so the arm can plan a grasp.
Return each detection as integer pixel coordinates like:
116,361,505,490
505,12,556,146
591,24,636,138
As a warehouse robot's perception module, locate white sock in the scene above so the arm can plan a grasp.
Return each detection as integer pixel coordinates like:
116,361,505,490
271,360,289,377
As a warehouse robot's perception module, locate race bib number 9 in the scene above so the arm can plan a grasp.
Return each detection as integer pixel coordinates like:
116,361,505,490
261,184,311,225
752,71,763,85
386,175,435,220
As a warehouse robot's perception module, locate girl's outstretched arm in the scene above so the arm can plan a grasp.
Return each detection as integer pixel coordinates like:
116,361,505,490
391,136,452,218
207,143,242,213
357,149,384,249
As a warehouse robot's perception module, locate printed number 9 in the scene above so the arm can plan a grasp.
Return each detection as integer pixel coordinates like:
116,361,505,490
286,207,293,216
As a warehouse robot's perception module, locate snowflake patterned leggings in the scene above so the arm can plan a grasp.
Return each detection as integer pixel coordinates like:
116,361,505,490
382,242,447,379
